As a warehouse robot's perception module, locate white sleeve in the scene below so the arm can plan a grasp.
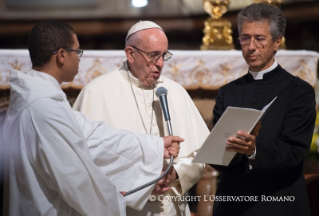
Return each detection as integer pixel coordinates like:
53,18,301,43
171,152,205,196
24,100,126,216
73,110,164,210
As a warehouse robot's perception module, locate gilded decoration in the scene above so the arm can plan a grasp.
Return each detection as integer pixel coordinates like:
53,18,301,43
203,0,229,19
291,59,316,85
61,58,108,89
59,51,126,88
165,61,183,82
0,57,29,89
193,59,212,87
201,0,234,50
210,61,234,88
8,58,25,71
85,58,108,82
0,50,317,90
219,62,231,77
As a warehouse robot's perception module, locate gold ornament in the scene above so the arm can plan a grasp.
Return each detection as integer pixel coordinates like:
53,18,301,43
201,0,234,50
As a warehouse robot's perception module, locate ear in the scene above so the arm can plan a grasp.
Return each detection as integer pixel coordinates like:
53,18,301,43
273,36,282,52
56,48,67,65
125,46,135,64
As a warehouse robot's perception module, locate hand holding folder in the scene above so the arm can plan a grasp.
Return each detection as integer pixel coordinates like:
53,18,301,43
226,121,261,156
193,97,276,166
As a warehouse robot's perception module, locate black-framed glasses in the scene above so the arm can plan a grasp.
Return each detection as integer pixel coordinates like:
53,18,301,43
53,48,84,57
238,37,273,48
131,46,173,62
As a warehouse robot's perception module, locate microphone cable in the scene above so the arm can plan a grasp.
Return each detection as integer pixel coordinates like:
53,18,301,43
124,87,174,196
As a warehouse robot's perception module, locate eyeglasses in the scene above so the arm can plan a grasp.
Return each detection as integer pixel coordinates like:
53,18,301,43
238,37,273,48
52,48,84,57
131,46,173,62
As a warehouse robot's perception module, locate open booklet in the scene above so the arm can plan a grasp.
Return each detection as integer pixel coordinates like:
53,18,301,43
192,97,277,166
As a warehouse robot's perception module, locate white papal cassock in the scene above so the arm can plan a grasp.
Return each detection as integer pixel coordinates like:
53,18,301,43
73,62,209,216
3,69,166,216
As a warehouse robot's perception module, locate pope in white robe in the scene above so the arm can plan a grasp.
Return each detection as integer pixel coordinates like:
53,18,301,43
74,48,209,216
3,69,179,216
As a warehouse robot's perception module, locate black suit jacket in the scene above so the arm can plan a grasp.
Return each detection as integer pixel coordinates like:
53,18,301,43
211,65,316,216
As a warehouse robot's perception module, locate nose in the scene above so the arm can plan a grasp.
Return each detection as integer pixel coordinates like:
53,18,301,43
248,38,256,50
155,55,164,67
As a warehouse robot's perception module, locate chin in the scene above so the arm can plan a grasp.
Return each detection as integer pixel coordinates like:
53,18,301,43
145,80,157,86
248,63,262,71
65,76,76,82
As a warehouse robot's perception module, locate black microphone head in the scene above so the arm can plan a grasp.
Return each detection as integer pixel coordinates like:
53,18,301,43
156,87,168,97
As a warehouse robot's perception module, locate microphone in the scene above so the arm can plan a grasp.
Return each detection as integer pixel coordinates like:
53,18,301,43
156,87,173,136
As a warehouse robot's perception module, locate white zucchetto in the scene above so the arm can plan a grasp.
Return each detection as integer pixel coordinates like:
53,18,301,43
125,21,163,41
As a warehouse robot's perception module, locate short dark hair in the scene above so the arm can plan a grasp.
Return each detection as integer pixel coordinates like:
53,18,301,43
237,3,286,40
27,20,75,67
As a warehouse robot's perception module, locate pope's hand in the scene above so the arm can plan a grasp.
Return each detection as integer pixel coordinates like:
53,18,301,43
163,136,183,159
152,166,177,195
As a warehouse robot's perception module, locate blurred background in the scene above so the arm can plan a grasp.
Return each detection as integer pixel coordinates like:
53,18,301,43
0,0,319,52
1,0,319,215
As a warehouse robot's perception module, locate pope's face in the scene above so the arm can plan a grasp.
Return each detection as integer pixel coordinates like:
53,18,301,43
240,21,281,72
129,29,168,86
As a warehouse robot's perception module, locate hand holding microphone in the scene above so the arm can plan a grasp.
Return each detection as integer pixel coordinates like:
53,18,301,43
163,136,183,158
153,134,183,195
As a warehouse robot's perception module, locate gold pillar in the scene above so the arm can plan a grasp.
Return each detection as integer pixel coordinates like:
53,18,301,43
201,0,234,50
254,0,286,49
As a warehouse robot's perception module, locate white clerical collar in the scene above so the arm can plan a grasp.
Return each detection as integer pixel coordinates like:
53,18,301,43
121,61,164,88
248,60,278,80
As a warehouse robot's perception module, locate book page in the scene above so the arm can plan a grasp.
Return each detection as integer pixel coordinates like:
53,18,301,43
193,96,277,166
193,107,263,166
262,96,277,112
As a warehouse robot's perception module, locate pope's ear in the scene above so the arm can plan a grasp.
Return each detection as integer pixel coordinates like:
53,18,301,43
125,46,135,63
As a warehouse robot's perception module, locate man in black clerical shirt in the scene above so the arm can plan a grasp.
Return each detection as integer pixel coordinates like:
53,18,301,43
211,3,316,216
